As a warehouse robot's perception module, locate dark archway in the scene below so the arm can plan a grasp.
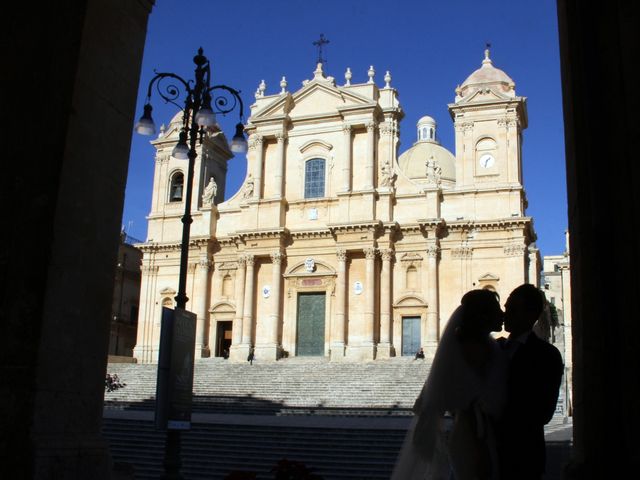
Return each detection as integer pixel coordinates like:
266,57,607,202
2,1,154,477
557,1,640,477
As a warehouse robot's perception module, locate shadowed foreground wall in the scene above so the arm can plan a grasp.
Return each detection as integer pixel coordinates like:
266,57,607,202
557,1,640,478
1,1,153,477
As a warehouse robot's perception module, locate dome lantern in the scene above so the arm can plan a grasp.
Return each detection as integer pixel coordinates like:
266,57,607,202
416,115,437,143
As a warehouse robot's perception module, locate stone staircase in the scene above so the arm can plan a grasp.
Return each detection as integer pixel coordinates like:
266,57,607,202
102,358,569,479
103,416,408,480
103,358,429,478
104,357,432,416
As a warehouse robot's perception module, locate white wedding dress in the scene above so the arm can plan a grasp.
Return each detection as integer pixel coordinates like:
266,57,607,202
391,307,507,480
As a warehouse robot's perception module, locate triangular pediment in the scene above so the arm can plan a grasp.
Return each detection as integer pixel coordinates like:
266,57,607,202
478,272,500,282
251,81,374,121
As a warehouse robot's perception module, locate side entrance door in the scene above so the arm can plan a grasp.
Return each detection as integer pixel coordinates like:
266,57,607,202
296,292,326,356
216,321,233,357
402,316,421,356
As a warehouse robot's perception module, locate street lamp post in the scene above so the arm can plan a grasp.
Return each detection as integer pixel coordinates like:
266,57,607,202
134,47,248,479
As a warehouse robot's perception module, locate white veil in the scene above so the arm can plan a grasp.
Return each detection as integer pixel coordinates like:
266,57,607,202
391,305,486,480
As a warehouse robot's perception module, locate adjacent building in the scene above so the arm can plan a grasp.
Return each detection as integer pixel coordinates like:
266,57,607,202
108,232,142,358
134,49,540,363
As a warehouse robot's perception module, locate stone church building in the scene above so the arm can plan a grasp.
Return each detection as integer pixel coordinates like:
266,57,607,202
134,50,540,363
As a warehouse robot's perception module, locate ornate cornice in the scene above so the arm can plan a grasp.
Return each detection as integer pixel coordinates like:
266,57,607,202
417,219,446,237
446,218,532,233
236,228,289,242
328,221,383,236
138,237,210,253
289,228,333,240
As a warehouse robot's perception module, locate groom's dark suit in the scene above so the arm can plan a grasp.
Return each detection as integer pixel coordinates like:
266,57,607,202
497,332,564,480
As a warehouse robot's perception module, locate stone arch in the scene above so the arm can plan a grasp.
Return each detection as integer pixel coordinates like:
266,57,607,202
285,259,336,276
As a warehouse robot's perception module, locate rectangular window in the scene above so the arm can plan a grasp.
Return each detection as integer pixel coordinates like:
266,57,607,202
304,158,325,198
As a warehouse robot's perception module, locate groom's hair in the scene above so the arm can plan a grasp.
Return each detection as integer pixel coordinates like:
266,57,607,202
511,283,544,319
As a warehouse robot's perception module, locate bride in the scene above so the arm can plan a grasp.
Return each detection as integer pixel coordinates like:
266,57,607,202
391,289,507,480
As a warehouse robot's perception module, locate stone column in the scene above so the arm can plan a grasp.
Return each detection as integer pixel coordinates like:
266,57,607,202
241,254,256,345
256,251,283,361
342,124,352,192
195,253,211,358
377,248,394,358
365,122,376,190
364,247,377,347
253,135,264,199
229,256,246,362
331,249,347,360
274,132,286,198
425,244,440,359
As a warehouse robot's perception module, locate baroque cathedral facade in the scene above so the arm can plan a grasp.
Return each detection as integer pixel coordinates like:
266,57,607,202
134,49,539,363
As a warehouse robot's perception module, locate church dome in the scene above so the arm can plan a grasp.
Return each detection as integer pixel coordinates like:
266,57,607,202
398,141,455,182
458,48,515,99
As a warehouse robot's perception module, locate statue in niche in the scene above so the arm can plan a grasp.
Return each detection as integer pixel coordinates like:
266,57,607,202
380,160,396,188
202,176,217,205
243,174,254,199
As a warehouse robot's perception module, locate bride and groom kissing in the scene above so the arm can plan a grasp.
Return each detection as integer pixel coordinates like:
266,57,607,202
392,284,564,480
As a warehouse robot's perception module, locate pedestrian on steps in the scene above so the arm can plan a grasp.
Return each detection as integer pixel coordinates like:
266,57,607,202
247,347,255,365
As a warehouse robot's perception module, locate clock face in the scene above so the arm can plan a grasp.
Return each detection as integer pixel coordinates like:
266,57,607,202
479,153,495,169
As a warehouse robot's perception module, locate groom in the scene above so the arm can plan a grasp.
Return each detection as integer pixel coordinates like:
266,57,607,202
497,284,564,480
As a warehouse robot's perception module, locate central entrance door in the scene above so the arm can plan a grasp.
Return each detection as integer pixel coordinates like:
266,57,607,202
402,316,421,356
296,292,326,356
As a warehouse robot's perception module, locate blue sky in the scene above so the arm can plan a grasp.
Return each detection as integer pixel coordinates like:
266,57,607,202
123,0,567,256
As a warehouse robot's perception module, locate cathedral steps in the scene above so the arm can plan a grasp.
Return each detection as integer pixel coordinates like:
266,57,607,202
104,358,431,416
103,416,407,479
103,359,567,478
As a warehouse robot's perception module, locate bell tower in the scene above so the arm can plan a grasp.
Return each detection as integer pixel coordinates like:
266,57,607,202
448,48,528,215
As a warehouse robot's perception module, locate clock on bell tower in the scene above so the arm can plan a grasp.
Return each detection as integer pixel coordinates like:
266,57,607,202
448,48,528,217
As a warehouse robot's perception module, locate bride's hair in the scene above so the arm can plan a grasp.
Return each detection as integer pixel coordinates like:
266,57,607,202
456,289,501,340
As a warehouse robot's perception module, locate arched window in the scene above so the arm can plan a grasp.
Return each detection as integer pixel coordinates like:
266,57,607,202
169,171,184,202
304,158,325,199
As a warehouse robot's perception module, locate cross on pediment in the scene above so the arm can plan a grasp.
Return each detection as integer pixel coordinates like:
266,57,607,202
313,33,330,65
